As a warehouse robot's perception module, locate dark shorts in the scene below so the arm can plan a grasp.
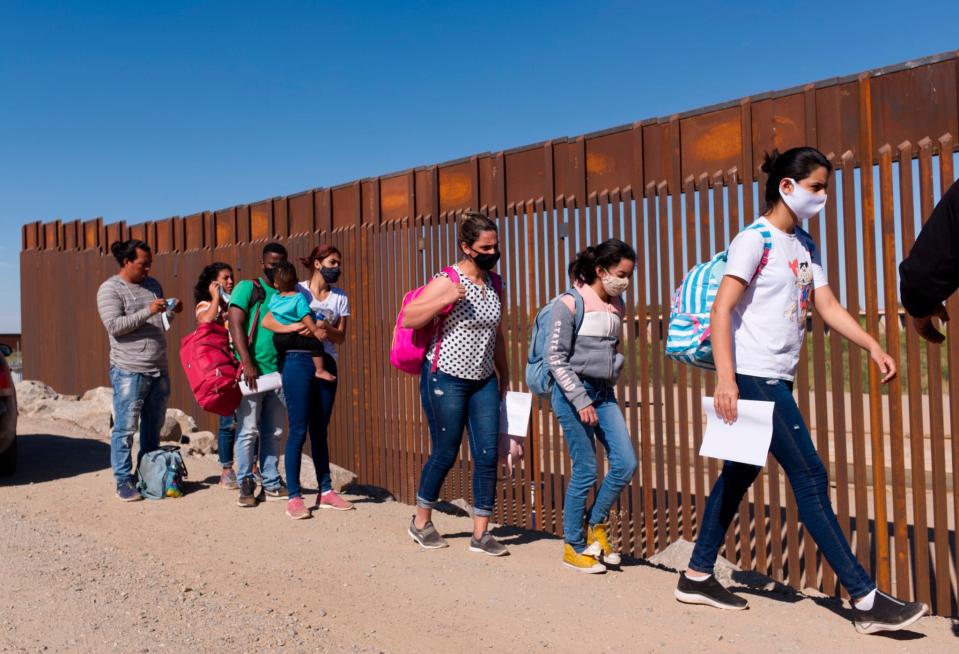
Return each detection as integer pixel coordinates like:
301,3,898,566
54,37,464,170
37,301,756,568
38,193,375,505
273,332,325,369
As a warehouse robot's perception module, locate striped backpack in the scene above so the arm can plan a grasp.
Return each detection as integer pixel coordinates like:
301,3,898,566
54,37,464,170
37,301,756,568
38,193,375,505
665,222,772,370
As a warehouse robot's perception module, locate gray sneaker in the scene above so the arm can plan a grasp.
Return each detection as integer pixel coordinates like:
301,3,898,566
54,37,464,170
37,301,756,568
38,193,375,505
469,532,509,557
408,517,449,549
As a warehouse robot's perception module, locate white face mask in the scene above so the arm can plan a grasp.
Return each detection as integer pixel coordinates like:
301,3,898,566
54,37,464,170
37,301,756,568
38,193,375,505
601,269,630,296
779,178,827,221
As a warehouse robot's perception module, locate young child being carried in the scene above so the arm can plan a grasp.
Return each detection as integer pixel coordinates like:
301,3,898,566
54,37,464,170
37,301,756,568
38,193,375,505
267,262,336,381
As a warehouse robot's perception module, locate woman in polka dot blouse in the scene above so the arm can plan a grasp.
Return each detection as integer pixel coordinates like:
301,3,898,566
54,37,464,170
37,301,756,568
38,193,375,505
400,212,511,557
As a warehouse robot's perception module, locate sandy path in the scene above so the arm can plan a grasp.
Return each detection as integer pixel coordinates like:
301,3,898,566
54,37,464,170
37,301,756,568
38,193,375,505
2,417,957,653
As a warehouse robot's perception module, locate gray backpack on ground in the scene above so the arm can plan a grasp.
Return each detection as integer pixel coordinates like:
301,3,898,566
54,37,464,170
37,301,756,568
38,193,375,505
136,445,187,499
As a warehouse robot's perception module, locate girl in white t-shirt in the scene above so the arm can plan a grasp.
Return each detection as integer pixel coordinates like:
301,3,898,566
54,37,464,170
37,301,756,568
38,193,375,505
675,147,927,635
262,244,354,518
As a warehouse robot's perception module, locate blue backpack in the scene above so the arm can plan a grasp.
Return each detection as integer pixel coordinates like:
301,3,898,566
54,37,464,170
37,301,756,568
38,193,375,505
136,445,188,499
526,288,585,396
665,223,772,370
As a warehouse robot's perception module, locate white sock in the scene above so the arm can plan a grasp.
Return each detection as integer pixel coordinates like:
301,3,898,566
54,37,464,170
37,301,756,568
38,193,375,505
685,571,712,582
321,490,334,496
854,589,877,610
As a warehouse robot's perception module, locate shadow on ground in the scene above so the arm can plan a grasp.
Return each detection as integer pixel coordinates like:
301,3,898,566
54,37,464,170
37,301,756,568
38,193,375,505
1,433,110,486
342,483,396,504
3,432,214,498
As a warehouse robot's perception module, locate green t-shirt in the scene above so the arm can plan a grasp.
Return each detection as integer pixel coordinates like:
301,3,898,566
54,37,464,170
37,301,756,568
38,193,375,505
230,277,279,375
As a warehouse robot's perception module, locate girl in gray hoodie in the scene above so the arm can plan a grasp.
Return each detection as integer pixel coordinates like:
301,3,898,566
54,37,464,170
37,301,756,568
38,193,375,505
548,238,638,573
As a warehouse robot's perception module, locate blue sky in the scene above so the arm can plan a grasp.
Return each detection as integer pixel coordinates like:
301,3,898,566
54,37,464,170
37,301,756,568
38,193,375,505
2,0,959,334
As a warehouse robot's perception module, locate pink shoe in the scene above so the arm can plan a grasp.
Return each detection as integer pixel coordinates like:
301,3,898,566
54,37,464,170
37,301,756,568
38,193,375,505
286,496,311,520
317,490,355,511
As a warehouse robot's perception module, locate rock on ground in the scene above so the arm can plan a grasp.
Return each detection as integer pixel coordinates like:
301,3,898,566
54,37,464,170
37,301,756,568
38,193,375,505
15,381,202,444
16,380,361,481
649,538,803,596
15,380,76,413
16,381,111,433
80,386,114,409
330,463,357,492
648,538,739,584
183,430,215,455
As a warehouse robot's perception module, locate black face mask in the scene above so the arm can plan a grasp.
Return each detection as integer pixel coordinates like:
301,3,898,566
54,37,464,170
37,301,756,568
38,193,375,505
263,266,277,284
320,266,342,284
469,249,500,271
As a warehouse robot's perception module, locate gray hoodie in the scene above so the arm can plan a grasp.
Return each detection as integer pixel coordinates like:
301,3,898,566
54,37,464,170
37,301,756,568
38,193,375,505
96,275,168,374
546,282,625,410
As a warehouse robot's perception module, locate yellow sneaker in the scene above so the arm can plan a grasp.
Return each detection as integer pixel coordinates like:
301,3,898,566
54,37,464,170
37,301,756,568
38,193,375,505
586,523,621,566
562,544,606,574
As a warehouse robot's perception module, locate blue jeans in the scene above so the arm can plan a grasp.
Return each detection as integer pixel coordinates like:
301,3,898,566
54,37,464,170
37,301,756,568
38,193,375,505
689,373,876,599
551,380,638,552
235,387,286,490
416,362,499,517
217,414,235,467
109,367,170,485
282,351,338,498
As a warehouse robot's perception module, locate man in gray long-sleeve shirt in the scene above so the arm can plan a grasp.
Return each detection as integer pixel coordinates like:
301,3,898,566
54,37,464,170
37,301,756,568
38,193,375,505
96,239,182,501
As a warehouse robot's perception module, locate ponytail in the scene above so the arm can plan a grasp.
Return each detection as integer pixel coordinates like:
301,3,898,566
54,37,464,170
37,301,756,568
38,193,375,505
760,147,832,213
568,238,636,284
110,239,150,267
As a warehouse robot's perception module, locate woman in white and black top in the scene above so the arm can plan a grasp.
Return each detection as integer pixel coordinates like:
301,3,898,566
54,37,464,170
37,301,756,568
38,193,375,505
193,262,237,490
401,212,510,556
675,147,927,635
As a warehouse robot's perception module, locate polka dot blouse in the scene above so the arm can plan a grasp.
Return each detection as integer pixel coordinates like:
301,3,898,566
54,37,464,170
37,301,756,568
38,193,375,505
425,264,501,380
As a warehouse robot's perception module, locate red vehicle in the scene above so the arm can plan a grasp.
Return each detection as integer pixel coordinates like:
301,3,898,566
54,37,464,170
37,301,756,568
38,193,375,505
0,344,18,475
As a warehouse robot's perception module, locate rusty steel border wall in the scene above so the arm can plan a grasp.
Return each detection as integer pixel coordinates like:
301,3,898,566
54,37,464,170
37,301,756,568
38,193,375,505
20,51,959,616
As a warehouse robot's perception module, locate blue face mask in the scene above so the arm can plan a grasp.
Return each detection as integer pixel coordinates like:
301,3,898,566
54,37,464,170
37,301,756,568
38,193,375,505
321,266,342,284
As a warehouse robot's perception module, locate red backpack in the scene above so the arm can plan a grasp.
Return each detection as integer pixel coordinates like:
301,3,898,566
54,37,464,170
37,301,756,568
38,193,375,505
389,267,502,375
179,321,242,416
179,282,265,415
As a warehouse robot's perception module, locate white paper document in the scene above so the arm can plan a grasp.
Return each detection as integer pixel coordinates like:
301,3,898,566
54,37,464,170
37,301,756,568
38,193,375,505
700,397,775,467
240,371,283,396
499,391,532,438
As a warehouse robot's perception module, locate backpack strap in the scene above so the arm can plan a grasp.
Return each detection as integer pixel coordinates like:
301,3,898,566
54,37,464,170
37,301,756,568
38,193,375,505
443,266,461,286
246,279,265,348
742,222,774,284
430,267,460,373
568,287,584,331
561,287,585,354
744,219,816,284
794,225,818,258
488,270,503,297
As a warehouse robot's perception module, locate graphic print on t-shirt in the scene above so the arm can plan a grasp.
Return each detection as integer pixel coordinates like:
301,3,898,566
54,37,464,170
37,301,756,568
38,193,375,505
316,307,336,323
723,217,827,381
786,258,814,323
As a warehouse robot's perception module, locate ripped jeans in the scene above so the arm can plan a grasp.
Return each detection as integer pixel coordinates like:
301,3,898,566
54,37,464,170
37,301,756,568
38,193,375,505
416,361,500,517
689,373,875,599
109,367,170,484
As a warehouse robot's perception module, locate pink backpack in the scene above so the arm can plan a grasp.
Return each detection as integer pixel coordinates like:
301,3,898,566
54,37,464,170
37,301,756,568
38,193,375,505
389,267,502,375
179,321,242,416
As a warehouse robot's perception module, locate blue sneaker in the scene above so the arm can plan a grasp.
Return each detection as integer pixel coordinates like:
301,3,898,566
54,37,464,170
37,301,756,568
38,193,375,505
116,480,143,502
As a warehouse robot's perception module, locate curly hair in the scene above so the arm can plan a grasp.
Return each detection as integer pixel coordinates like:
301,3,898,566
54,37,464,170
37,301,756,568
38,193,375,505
194,262,233,304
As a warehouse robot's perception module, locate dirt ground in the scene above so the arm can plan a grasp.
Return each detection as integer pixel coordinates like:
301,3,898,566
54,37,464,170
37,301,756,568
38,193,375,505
2,417,957,653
